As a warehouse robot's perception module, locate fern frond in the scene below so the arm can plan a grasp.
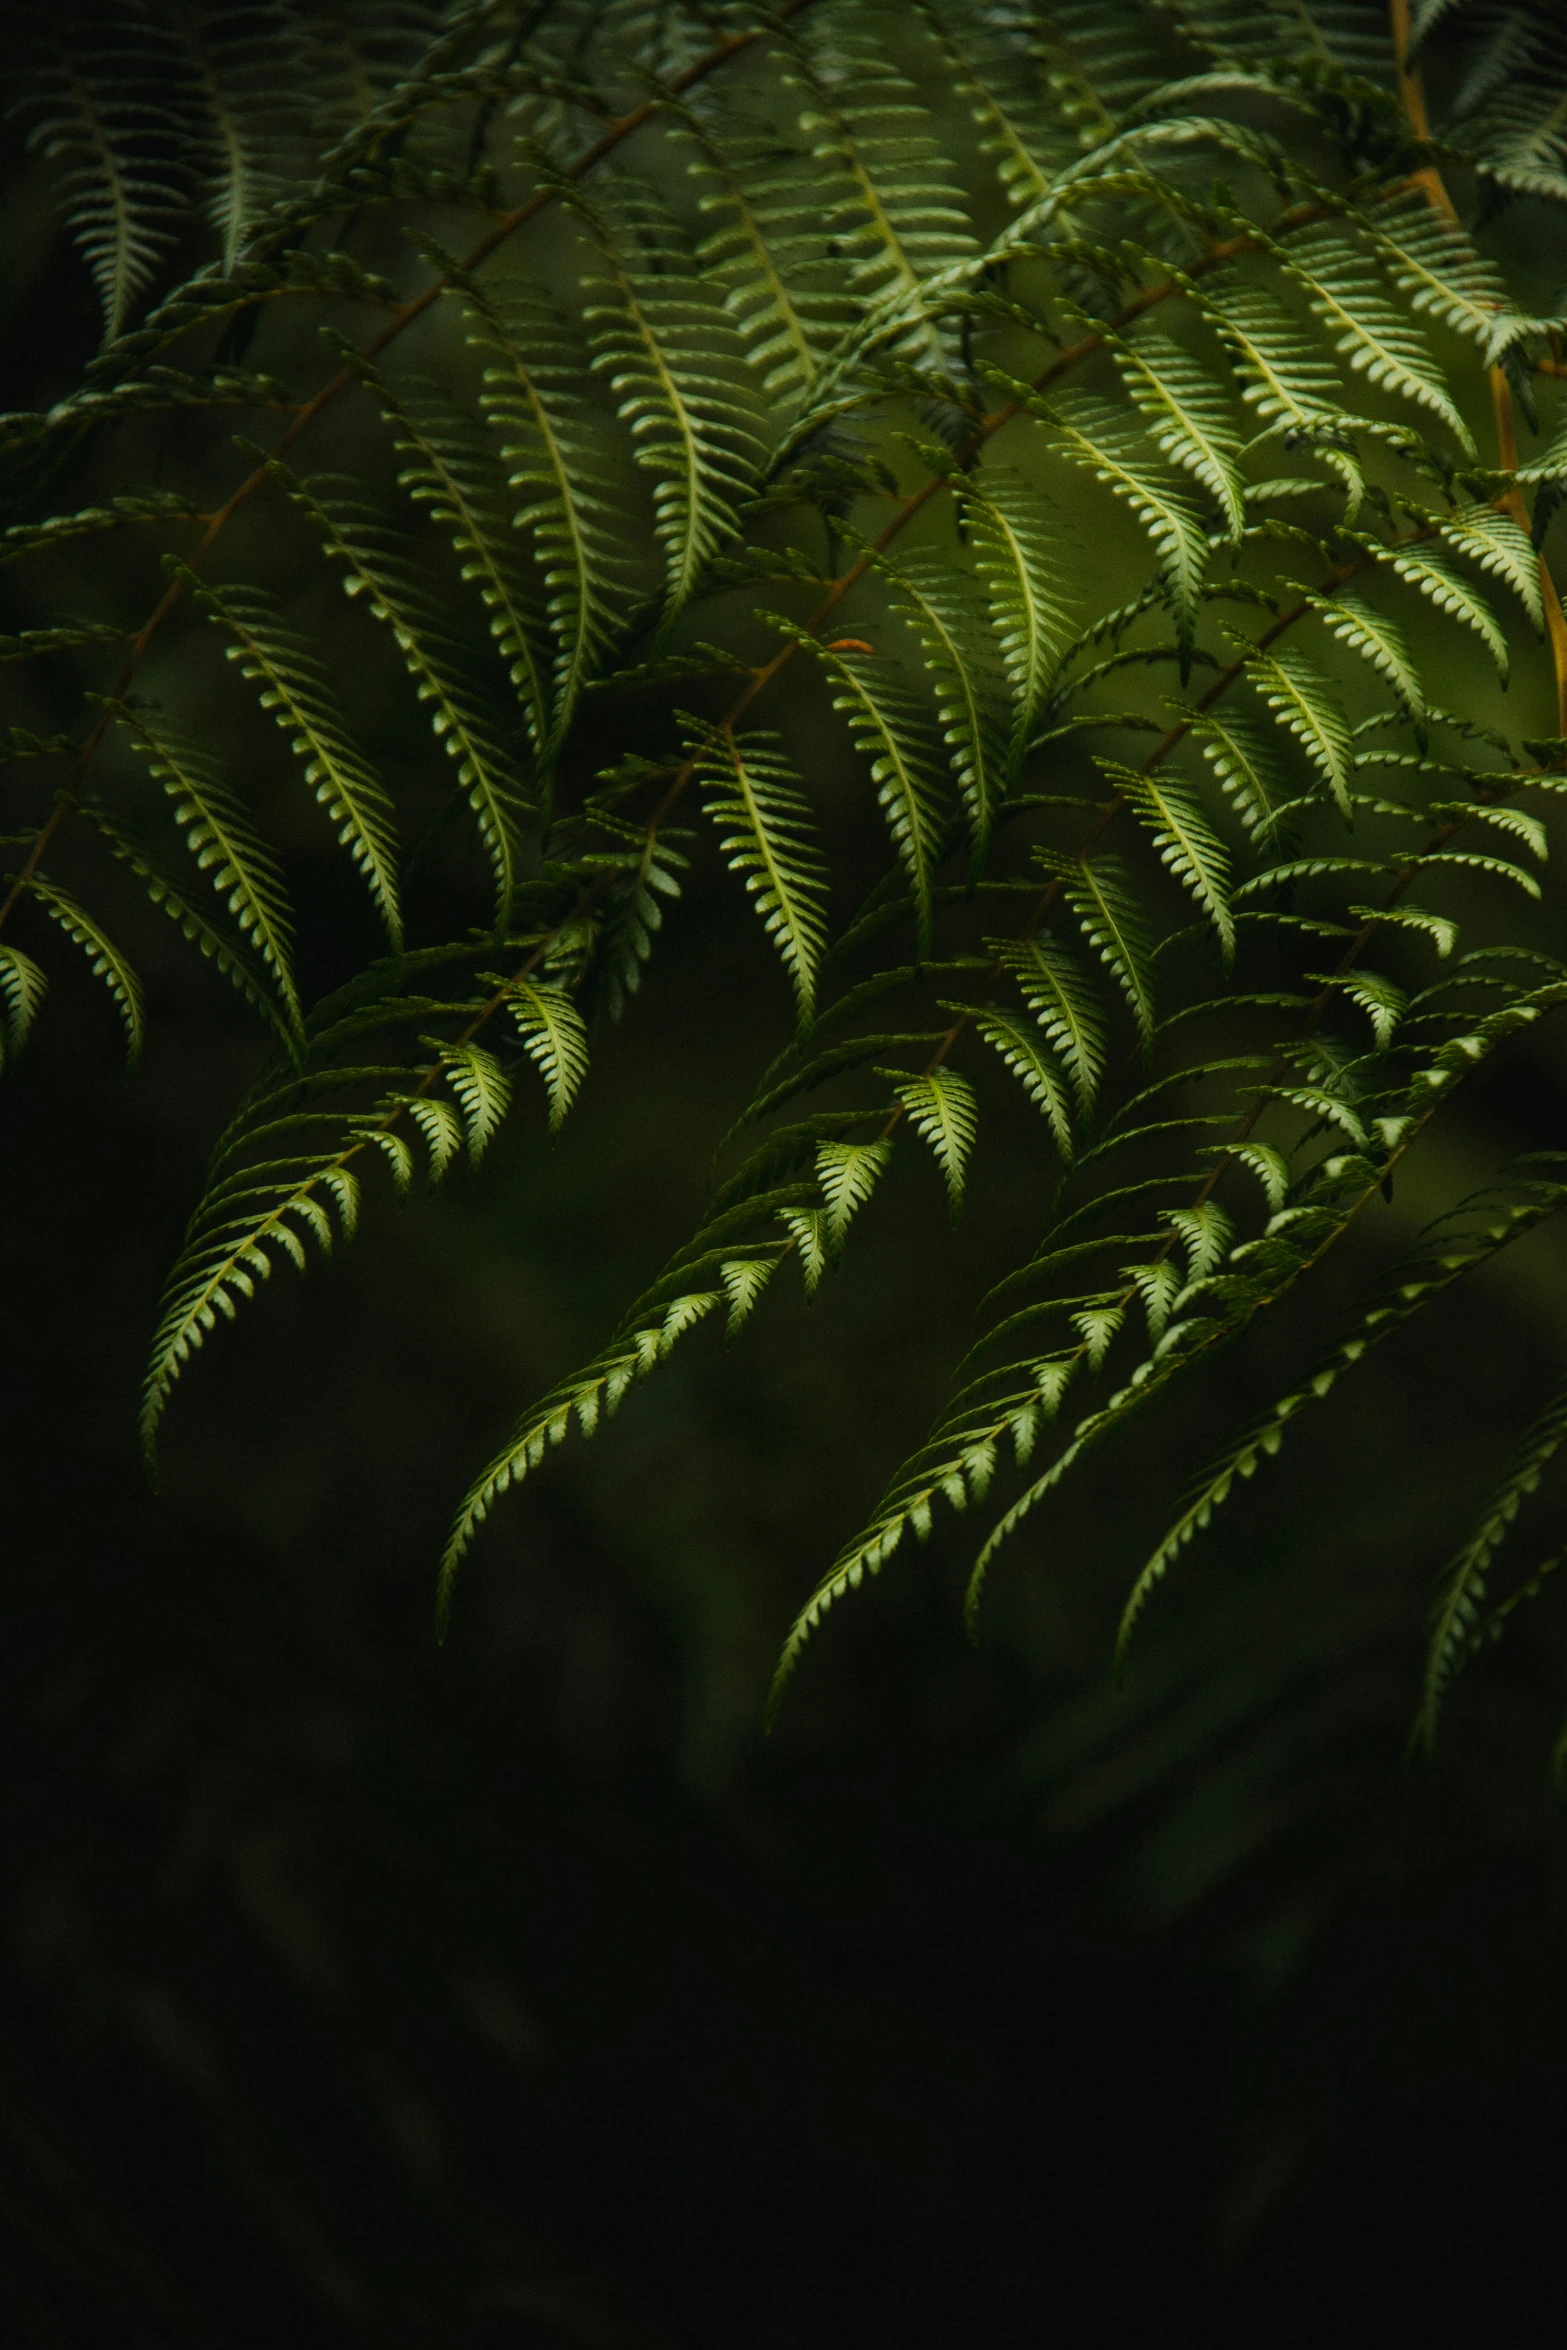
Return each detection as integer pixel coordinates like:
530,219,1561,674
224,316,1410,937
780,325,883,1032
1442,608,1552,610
1121,1179,1567,1668
1306,589,1426,718
438,1283,729,1623
1181,702,1289,837
887,1064,977,1215
779,624,948,952
0,491,207,565
17,25,190,339
691,722,828,1017
576,176,769,617
957,469,1072,764
1022,385,1210,670
504,979,590,1134
87,807,295,1045
117,709,302,1037
438,1040,512,1164
880,545,1009,856
143,1146,363,1463
1193,279,1366,504
19,873,144,1061
788,9,978,356
817,1135,892,1250
1107,327,1247,538
192,576,403,947
1244,643,1354,817
1437,505,1544,634
468,275,632,754
1272,222,1473,452
375,367,555,768
285,471,525,924
1038,849,1156,1047
1373,541,1510,680
682,104,848,401
0,945,48,1072
1351,189,1521,364
176,1,303,273
1457,16,1567,205
968,1004,1076,1162
913,0,1058,212
995,931,1108,1114
1115,762,1235,959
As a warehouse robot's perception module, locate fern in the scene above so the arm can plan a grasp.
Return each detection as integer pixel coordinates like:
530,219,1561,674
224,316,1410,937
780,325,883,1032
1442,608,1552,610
691,722,829,1017
15,19,190,341
117,710,302,1038
576,176,769,617
888,1063,977,1214
283,471,525,924
192,576,404,946
18,873,145,1061
6,0,1567,1773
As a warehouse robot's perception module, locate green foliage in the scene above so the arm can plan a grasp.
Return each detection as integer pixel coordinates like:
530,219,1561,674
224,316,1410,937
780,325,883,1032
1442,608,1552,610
7,0,1567,1768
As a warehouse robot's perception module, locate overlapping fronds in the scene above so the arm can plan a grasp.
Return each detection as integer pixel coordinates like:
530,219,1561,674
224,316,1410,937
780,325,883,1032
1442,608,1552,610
7,0,1567,1761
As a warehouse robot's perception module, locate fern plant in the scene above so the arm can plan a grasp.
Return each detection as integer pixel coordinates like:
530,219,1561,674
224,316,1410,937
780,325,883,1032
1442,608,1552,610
7,0,1567,1759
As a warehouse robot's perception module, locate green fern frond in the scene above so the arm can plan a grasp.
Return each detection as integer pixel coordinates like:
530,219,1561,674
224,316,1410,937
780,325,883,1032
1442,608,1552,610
438,1040,512,1164
438,1283,727,1625
682,104,848,401
968,1004,1077,1162
1038,848,1157,1047
880,544,1009,856
817,1135,892,1251
117,709,302,1037
1243,643,1354,817
19,873,144,1061
16,24,190,340
1193,279,1365,503
9,0,1567,1757
1372,541,1511,680
174,0,303,273
1350,188,1521,364
780,624,949,952
1181,702,1289,837
787,8,979,356
0,491,208,565
1021,385,1210,670
192,576,404,947
1437,504,1544,634
1306,589,1427,718
87,808,295,1045
957,470,1073,764
142,1147,363,1464
374,365,556,768
887,1063,977,1214
576,175,769,616
504,979,590,1134
1106,327,1247,538
995,931,1108,1114
1273,222,1474,452
691,722,828,1017
0,944,49,1071
468,275,633,754
285,471,525,924
913,0,1057,212
1114,762,1235,959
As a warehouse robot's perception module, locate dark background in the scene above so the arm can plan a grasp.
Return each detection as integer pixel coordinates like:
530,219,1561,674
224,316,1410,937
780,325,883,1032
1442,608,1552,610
6,836,1567,2348
5,89,1567,2350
